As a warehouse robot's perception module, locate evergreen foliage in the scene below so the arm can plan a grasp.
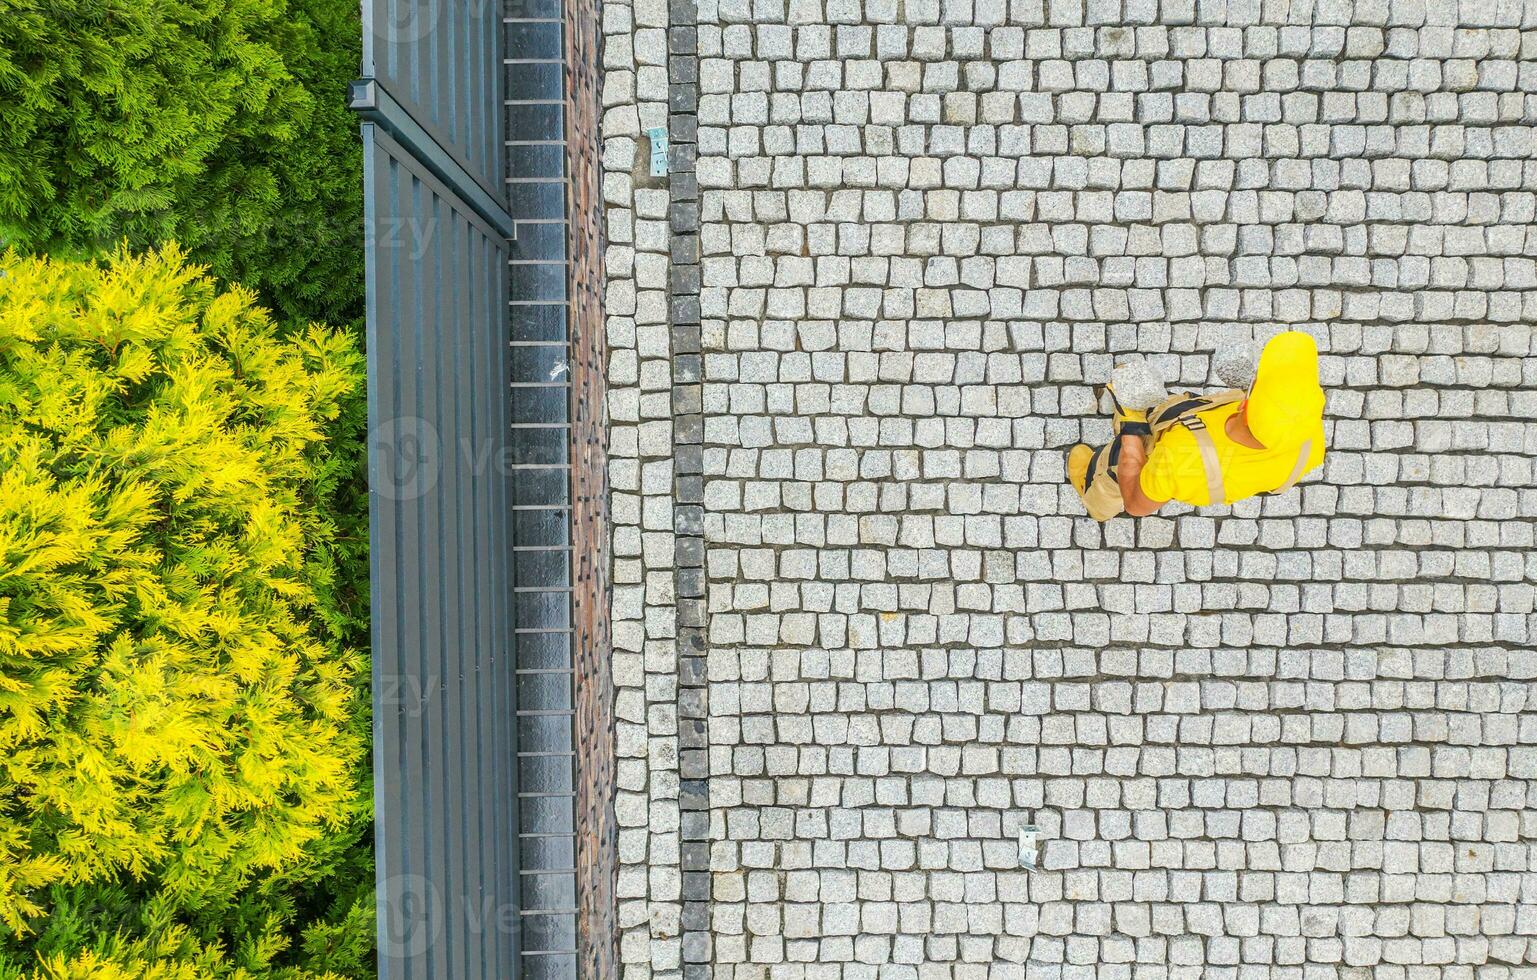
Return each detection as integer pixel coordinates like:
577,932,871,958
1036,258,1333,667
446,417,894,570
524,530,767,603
0,0,365,329
0,247,373,977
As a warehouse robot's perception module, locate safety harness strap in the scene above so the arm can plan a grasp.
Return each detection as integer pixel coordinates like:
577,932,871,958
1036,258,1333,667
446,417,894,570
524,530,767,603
1180,416,1228,506
1183,425,1314,505
1274,440,1313,495
1152,390,1313,507
1148,389,1246,434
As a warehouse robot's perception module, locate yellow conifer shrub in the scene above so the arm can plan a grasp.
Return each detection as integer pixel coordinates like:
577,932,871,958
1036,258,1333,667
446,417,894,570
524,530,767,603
0,245,367,968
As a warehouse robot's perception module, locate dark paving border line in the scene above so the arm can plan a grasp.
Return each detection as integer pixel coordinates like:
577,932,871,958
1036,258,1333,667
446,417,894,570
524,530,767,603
668,0,709,974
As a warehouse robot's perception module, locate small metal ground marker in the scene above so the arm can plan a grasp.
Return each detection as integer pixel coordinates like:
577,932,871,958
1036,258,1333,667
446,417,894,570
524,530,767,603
1019,824,1041,871
646,126,669,176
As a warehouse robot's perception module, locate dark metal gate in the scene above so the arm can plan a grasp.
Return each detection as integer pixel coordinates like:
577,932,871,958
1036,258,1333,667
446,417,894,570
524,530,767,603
355,0,610,977
355,0,521,971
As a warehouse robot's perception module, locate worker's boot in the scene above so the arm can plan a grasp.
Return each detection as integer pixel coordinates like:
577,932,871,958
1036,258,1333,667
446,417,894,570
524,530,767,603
1067,444,1093,496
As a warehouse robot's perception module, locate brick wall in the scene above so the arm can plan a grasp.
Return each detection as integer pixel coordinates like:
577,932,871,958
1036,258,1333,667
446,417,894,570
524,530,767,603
568,0,617,967
605,1,1537,976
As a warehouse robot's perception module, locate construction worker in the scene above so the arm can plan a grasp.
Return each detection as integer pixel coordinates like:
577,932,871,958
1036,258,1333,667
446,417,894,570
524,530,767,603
1068,331,1327,520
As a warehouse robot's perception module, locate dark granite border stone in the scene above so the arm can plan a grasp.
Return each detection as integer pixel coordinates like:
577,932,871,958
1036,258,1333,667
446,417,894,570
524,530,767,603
669,3,708,973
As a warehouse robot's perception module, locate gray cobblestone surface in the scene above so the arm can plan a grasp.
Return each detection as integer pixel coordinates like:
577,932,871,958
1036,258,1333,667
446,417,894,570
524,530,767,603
605,1,1537,976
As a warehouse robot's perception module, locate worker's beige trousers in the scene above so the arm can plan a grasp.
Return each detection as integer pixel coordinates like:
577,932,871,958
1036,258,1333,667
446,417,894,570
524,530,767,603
1074,410,1153,522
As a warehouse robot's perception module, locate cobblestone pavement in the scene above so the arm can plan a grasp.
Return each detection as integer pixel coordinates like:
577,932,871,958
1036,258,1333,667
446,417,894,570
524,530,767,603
602,1,1537,976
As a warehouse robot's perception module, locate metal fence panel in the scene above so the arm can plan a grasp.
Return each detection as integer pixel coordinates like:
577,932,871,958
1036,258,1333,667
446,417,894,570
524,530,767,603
363,0,506,209
364,123,519,980
359,0,606,975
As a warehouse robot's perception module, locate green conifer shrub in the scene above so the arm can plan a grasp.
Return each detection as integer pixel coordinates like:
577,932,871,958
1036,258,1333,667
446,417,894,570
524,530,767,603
0,246,373,977
0,0,364,330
